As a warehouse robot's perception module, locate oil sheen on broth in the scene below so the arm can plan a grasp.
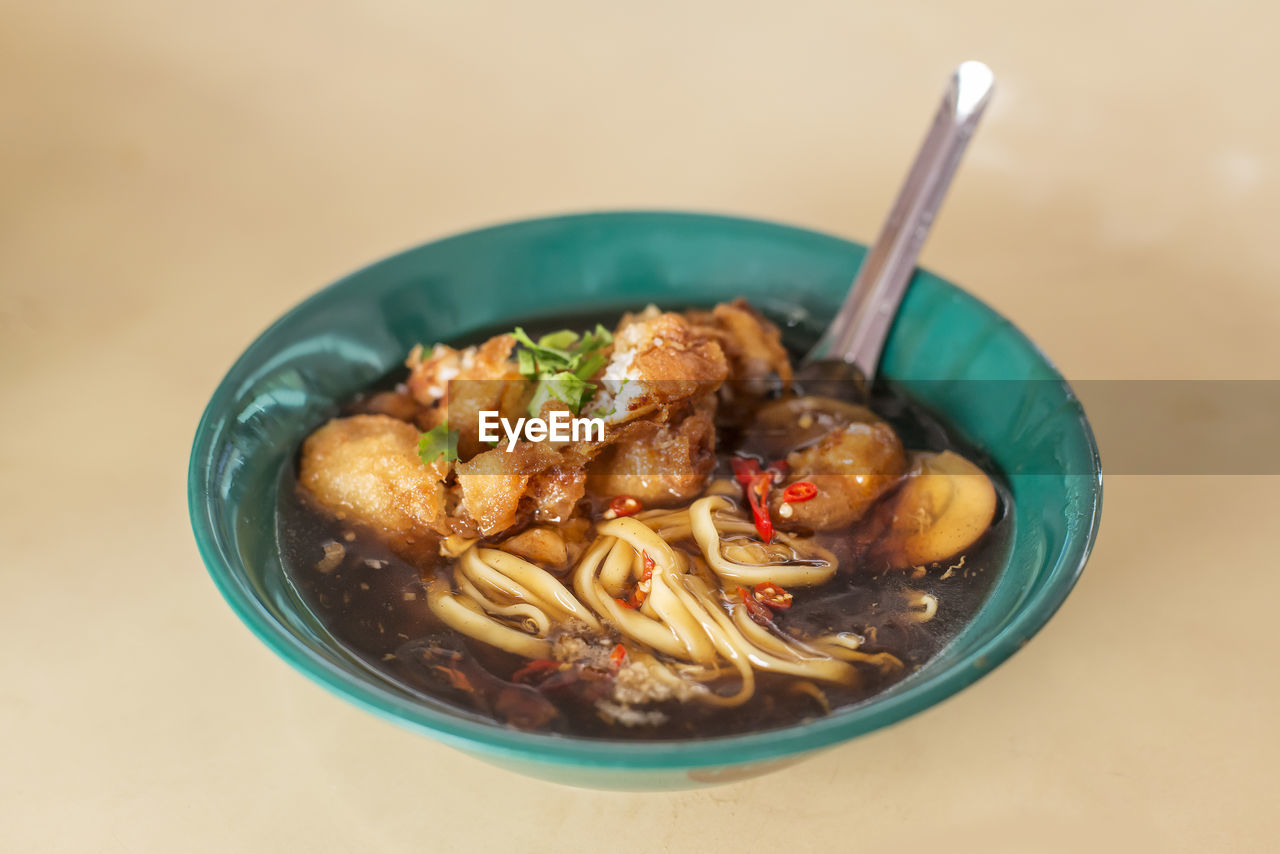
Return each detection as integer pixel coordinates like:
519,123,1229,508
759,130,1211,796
276,303,1009,739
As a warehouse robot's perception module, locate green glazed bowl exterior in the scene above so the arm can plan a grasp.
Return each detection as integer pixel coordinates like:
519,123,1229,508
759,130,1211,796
189,211,1102,790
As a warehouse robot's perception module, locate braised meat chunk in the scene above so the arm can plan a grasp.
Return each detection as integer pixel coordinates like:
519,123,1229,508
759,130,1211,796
775,421,908,531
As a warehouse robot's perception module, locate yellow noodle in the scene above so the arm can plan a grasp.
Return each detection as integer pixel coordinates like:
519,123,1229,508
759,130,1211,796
644,563,720,665
596,516,679,568
657,574,755,706
683,574,856,685
689,496,838,587
638,501,755,544
728,610,857,683
424,576,552,659
811,643,904,673
597,540,634,595
430,500,896,708
467,548,601,630
457,555,558,619
572,537,689,657
705,477,740,497
454,574,550,636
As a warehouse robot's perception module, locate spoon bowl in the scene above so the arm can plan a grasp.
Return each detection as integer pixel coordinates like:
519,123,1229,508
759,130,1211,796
800,60,995,394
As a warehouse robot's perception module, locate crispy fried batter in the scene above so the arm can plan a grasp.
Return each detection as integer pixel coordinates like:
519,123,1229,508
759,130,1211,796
299,415,448,538
686,298,792,386
586,404,717,506
589,309,728,424
300,303,753,544
406,334,526,459
453,437,599,536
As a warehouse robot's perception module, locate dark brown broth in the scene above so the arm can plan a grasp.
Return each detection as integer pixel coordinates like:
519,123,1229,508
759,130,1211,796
275,311,1010,740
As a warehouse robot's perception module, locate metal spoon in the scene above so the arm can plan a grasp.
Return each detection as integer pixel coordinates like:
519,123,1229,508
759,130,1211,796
798,60,995,394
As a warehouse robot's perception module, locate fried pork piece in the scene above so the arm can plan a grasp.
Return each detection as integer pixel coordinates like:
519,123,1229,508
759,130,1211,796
685,298,792,387
525,463,588,523
299,415,449,538
405,334,527,460
776,421,908,531
589,308,728,424
453,445,602,537
586,403,717,506
302,304,738,544
451,312,727,535
452,451,529,537
449,433,592,536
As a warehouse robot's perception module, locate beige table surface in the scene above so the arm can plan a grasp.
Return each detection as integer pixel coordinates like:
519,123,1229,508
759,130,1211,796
4,2,1279,851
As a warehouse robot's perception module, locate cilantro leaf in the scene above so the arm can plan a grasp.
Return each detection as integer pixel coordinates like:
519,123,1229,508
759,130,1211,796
417,424,458,465
576,324,613,356
572,351,608,381
512,327,574,375
527,371,597,417
516,347,536,376
537,330,579,351
510,323,614,416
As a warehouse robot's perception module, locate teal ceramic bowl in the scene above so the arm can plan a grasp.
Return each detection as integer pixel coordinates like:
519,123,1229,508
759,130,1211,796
189,211,1102,790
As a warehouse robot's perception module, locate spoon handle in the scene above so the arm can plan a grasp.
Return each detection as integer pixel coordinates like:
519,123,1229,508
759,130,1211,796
803,61,995,380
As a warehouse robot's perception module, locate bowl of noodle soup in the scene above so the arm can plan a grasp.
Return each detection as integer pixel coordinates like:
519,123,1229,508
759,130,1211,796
189,211,1102,790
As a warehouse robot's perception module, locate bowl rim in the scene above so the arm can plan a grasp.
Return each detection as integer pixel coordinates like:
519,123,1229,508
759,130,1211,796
189,209,1103,770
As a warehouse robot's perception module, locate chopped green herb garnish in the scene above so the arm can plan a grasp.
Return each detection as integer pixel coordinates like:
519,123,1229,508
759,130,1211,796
527,370,598,416
417,423,459,465
534,329,579,352
515,348,537,376
573,350,609,383
512,324,613,416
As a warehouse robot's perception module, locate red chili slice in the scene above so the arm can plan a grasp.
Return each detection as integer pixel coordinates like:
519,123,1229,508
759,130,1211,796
782,481,818,503
609,643,628,670
732,456,777,542
623,552,656,608
747,473,774,542
752,581,794,609
608,495,642,517
737,586,775,626
731,456,762,488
